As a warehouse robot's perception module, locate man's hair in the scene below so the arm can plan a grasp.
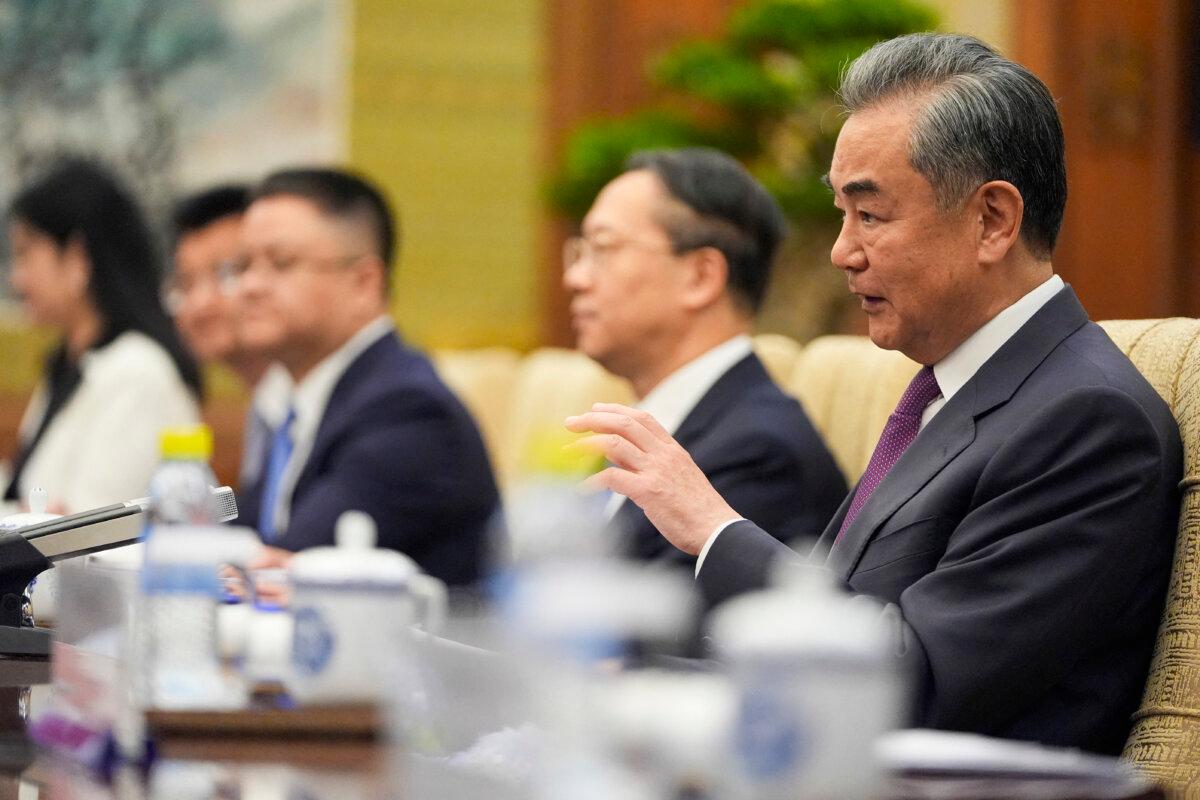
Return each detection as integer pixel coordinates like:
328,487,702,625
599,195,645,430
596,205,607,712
172,184,250,242
840,32,1066,260
625,148,787,313
254,167,398,291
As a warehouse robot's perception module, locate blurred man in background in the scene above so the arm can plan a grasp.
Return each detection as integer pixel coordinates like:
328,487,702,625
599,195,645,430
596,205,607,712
169,185,289,487
170,185,260,382
233,167,499,586
564,147,845,570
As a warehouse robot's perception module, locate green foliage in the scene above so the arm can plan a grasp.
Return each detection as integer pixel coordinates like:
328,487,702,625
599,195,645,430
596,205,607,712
654,42,799,115
548,111,754,220
547,0,938,226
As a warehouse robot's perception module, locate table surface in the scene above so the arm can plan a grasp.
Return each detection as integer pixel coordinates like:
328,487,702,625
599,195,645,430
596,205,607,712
0,655,1166,800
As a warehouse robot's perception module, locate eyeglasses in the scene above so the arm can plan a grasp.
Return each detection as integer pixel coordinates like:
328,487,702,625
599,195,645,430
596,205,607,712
163,259,240,314
562,235,677,273
225,252,365,281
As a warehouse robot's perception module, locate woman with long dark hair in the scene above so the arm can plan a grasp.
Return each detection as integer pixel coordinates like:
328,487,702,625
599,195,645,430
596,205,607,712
3,158,202,513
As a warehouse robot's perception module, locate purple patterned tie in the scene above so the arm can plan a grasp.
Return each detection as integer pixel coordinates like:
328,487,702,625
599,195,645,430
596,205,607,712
835,366,941,544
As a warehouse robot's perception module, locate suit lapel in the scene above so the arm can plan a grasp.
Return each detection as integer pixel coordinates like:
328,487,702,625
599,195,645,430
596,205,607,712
825,397,975,578
672,353,768,447
609,353,768,555
290,334,396,502
823,286,1091,579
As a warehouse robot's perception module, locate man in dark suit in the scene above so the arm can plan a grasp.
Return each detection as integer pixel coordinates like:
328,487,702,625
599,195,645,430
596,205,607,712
563,148,845,568
233,168,499,586
566,33,1182,754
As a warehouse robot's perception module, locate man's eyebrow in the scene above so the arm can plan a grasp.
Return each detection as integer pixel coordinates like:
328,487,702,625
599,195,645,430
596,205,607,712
580,221,612,237
821,174,880,198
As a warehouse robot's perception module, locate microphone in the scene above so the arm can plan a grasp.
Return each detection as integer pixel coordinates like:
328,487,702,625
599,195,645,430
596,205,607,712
0,487,238,657
14,486,239,561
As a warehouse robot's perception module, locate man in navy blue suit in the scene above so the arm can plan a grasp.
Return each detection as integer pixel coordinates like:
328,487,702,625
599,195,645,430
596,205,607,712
563,148,845,570
233,168,499,586
567,35,1181,753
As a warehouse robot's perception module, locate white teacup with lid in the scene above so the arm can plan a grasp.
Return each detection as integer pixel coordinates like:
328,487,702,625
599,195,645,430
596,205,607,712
709,563,907,800
287,510,447,705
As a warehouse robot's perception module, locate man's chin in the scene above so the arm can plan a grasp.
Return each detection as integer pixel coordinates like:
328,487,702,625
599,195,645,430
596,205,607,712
573,334,603,361
866,324,901,353
237,329,286,361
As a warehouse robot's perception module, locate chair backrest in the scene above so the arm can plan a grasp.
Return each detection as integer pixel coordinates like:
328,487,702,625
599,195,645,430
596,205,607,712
437,337,801,488
503,348,634,482
752,333,806,388
1107,318,1200,795
788,335,920,483
431,348,522,484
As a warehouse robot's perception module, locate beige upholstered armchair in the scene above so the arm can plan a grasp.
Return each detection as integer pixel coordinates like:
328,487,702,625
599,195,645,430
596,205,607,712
1105,319,1200,796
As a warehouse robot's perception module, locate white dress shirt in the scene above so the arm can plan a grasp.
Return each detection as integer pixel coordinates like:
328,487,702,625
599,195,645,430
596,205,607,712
695,274,1066,575
266,315,394,536
604,335,754,519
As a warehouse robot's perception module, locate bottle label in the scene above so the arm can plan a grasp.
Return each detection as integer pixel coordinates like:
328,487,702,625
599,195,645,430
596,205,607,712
142,563,218,595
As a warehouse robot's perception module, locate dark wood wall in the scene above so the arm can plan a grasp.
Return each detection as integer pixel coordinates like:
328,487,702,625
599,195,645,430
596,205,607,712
1014,0,1196,321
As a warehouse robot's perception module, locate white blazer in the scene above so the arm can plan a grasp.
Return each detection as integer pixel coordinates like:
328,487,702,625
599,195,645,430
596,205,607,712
12,330,200,513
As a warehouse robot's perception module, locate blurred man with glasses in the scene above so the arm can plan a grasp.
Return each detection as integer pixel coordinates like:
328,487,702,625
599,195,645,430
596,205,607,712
563,148,845,570
169,186,261,381
169,185,290,489
232,168,500,586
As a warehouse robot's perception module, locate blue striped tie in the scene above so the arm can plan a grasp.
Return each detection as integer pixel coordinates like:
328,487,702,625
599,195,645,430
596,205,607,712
258,408,296,543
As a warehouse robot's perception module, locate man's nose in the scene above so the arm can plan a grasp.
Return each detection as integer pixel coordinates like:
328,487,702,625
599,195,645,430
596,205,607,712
831,221,866,272
562,259,590,293
235,262,268,299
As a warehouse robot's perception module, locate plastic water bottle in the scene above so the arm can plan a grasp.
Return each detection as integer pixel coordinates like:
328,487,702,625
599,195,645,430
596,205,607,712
145,426,218,529
481,428,697,799
137,426,243,710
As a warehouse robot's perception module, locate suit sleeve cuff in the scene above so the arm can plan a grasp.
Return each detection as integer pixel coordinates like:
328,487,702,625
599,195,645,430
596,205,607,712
696,517,746,577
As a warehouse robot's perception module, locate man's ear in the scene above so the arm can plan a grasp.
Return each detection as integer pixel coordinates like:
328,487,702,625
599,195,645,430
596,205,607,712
680,246,730,311
974,180,1024,265
351,254,388,302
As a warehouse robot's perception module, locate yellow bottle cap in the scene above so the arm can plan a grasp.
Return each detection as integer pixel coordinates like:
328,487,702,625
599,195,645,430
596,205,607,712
520,425,607,478
160,425,213,460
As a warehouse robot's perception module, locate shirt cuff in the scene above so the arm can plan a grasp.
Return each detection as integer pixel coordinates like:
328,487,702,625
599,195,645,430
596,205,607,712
695,517,745,577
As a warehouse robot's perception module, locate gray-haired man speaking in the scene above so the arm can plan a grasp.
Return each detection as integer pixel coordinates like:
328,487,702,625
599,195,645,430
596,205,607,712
567,33,1181,754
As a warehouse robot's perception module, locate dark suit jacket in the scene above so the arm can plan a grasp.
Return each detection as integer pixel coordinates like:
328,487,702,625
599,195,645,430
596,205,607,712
698,287,1182,755
240,333,501,586
613,353,846,568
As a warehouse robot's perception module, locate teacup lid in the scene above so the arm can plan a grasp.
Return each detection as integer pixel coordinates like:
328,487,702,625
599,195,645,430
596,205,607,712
289,511,420,586
0,488,59,532
709,566,892,659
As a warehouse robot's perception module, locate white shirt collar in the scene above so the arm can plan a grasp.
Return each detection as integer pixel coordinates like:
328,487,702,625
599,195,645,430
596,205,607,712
252,362,293,430
932,274,1064,406
604,335,753,520
638,335,754,435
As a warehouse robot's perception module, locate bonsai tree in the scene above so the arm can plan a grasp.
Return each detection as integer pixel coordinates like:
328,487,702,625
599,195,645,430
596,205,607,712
548,0,939,340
